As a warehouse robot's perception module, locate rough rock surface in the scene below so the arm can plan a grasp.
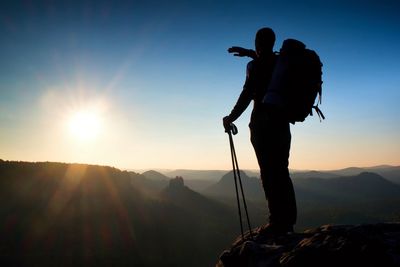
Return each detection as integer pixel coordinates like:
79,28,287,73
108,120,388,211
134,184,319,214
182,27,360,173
217,223,400,267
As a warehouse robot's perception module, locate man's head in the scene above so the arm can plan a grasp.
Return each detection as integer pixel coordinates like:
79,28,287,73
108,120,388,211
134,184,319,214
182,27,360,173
255,27,275,57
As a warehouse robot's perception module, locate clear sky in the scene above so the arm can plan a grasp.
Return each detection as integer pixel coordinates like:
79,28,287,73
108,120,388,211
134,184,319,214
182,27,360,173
1,0,399,171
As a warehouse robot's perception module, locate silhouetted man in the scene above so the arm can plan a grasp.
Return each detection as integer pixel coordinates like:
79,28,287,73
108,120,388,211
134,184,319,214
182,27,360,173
223,28,297,234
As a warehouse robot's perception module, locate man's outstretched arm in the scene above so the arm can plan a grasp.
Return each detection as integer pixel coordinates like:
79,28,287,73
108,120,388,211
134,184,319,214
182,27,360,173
228,46,257,59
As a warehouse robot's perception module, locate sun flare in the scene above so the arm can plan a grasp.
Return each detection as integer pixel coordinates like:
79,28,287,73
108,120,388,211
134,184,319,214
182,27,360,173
68,109,102,141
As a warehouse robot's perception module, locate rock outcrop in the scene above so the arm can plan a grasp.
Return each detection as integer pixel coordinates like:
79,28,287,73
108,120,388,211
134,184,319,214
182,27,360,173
217,223,400,267
169,176,185,188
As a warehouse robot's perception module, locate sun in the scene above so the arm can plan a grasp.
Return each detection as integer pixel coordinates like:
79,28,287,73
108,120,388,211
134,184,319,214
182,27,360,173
68,109,102,141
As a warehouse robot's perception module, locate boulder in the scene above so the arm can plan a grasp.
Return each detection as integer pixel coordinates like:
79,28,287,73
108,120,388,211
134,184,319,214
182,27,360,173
217,223,400,267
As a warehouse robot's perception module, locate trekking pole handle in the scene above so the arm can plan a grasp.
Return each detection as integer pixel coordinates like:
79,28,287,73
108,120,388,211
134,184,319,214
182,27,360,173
227,123,238,135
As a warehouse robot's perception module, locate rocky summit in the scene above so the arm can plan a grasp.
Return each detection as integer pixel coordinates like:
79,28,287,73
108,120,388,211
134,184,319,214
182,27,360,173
217,223,400,267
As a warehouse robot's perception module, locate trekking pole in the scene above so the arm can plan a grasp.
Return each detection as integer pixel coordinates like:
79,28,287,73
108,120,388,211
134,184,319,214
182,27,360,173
227,124,244,239
226,123,253,240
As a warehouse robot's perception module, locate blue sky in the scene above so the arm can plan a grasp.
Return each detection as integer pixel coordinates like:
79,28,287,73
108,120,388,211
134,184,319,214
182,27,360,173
1,0,399,170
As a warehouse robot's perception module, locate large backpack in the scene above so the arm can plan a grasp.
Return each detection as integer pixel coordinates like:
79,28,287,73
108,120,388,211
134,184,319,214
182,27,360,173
264,39,324,124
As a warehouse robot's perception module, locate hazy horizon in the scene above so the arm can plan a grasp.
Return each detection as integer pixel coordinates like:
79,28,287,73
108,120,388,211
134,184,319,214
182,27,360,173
1,158,398,175
1,1,399,170
129,164,400,174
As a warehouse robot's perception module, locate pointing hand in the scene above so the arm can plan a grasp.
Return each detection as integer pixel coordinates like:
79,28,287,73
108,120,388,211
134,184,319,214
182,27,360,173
227,47,257,59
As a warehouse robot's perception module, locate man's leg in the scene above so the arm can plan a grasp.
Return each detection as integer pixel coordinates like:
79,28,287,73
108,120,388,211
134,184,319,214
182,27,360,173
250,120,297,230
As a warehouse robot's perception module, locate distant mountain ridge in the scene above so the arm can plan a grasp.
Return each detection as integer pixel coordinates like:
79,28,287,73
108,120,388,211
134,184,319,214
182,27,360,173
141,170,170,181
204,169,400,228
291,170,339,179
161,177,235,221
204,170,400,204
204,170,264,200
137,165,400,185
164,169,228,181
294,172,400,203
314,165,400,184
